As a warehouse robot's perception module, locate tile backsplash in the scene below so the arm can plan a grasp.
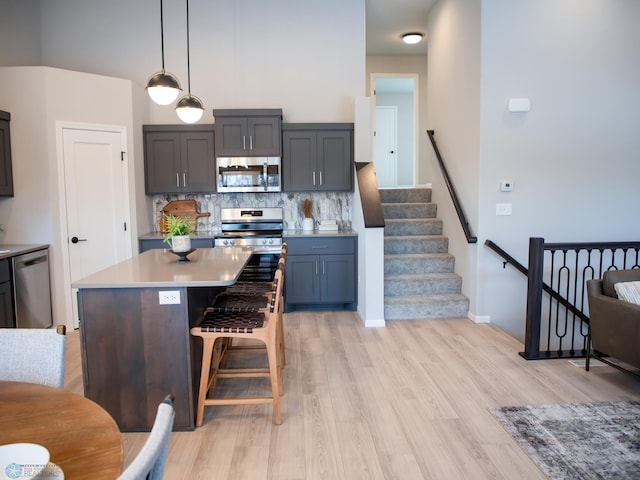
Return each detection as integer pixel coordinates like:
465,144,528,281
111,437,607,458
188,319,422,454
153,192,353,232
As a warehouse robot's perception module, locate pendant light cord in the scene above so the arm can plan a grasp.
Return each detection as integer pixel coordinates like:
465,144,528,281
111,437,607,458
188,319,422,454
160,0,166,71
185,0,192,95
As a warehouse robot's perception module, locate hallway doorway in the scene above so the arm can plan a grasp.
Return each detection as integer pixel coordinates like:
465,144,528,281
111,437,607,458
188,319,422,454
371,75,418,187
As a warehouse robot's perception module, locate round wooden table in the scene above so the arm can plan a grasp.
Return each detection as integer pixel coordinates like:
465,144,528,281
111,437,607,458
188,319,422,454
0,381,123,479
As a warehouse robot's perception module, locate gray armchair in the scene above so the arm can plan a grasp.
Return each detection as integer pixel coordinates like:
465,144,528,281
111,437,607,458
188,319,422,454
586,269,640,375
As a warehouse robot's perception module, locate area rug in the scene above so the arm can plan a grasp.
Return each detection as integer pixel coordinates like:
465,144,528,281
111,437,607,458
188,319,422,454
491,401,640,479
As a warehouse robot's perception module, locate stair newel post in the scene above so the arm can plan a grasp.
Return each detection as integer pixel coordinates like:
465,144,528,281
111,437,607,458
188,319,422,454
522,237,545,359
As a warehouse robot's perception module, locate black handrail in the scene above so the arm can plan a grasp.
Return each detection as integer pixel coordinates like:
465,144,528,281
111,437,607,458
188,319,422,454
485,240,589,323
427,130,477,244
487,237,640,360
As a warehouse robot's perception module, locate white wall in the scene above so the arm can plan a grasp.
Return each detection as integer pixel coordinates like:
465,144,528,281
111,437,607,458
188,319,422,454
427,0,640,340
0,67,142,329
36,0,365,124
477,0,640,340
426,0,482,321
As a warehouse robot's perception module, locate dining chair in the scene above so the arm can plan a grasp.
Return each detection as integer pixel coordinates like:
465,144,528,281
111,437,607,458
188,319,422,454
117,395,175,480
190,266,284,426
0,325,66,388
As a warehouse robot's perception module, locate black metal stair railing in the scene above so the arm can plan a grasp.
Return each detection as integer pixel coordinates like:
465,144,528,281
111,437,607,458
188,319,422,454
486,238,640,360
427,130,477,244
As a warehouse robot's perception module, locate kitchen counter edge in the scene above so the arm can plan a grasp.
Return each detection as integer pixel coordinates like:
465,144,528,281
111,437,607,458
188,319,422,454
0,244,49,261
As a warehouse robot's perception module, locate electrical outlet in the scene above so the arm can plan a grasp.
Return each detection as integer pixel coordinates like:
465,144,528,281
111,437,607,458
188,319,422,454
496,203,513,215
159,290,180,305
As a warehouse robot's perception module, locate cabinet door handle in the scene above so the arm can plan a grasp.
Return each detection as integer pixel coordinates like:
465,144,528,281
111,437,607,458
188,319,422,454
312,171,316,185
319,171,323,185
322,260,325,275
243,135,246,150
183,173,187,187
176,173,180,188
315,260,318,275
311,245,328,249
249,135,254,150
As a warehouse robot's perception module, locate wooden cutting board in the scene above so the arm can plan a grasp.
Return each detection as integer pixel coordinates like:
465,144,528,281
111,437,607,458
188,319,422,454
160,200,210,233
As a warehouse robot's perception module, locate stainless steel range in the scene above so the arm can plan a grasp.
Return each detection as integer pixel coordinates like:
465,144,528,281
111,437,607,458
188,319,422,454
215,207,284,281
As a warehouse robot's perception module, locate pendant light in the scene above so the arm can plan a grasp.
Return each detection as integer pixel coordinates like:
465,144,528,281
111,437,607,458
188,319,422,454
146,0,182,105
176,0,204,123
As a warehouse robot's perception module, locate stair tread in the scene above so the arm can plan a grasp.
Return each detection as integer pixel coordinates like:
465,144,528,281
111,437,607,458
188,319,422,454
384,293,468,303
385,252,454,259
385,234,448,240
385,218,441,222
384,272,461,280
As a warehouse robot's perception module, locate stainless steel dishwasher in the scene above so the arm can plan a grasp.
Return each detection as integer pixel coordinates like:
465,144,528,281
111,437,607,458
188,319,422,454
12,248,53,328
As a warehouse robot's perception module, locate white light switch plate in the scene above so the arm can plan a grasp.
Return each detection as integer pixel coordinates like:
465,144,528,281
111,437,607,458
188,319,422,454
496,203,512,215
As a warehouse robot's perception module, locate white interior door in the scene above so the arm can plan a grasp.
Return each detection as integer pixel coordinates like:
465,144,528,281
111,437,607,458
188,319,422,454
62,127,130,328
374,106,397,188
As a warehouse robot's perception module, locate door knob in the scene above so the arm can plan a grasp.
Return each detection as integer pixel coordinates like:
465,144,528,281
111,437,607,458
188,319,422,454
71,236,87,244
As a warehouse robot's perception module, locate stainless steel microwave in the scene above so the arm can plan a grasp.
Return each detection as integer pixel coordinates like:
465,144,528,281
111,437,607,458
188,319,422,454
216,157,281,193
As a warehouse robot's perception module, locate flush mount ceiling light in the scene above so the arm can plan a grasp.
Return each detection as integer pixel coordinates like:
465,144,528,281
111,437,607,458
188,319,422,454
176,0,204,123
402,32,424,45
146,0,182,105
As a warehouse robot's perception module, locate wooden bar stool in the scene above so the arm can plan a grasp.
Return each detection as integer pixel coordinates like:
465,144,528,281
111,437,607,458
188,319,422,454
190,267,284,426
211,255,287,369
223,243,287,296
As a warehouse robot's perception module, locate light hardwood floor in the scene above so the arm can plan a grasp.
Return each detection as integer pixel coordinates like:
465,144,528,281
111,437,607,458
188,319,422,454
64,312,640,479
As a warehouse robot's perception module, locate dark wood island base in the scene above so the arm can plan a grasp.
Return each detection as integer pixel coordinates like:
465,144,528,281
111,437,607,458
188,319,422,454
73,248,253,431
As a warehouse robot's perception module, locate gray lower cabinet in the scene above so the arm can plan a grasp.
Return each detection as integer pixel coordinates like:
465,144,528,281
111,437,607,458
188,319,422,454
138,238,214,252
144,124,215,194
284,236,356,312
282,123,353,192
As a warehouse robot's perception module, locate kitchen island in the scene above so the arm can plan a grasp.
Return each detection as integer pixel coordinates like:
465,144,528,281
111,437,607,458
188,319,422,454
72,247,253,431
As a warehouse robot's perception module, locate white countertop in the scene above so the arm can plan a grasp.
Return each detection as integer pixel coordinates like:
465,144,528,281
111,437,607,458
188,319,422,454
72,247,253,289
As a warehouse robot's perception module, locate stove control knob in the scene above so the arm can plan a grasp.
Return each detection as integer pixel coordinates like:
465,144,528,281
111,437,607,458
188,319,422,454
268,238,274,245
261,239,267,245
229,239,234,246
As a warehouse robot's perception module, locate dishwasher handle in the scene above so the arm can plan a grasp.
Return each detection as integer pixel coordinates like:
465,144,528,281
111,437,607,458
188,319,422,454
18,256,48,268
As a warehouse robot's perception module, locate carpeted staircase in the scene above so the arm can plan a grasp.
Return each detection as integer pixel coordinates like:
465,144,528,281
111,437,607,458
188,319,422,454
381,188,469,320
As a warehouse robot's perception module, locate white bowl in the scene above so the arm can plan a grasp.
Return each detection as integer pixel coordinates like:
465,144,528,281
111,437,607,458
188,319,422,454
0,443,50,480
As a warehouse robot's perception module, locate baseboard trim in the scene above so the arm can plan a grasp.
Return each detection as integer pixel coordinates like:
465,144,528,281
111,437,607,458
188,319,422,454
468,312,490,324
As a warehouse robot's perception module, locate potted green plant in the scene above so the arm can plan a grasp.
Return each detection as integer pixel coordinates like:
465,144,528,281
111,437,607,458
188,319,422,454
163,214,193,252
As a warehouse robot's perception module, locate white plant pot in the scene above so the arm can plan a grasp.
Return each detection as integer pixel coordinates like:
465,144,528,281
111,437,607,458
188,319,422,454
171,235,192,252
302,218,314,231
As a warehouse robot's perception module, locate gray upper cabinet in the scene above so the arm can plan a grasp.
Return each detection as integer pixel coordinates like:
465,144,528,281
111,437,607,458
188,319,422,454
144,124,215,194
0,110,15,197
282,123,353,192
213,109,282,157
